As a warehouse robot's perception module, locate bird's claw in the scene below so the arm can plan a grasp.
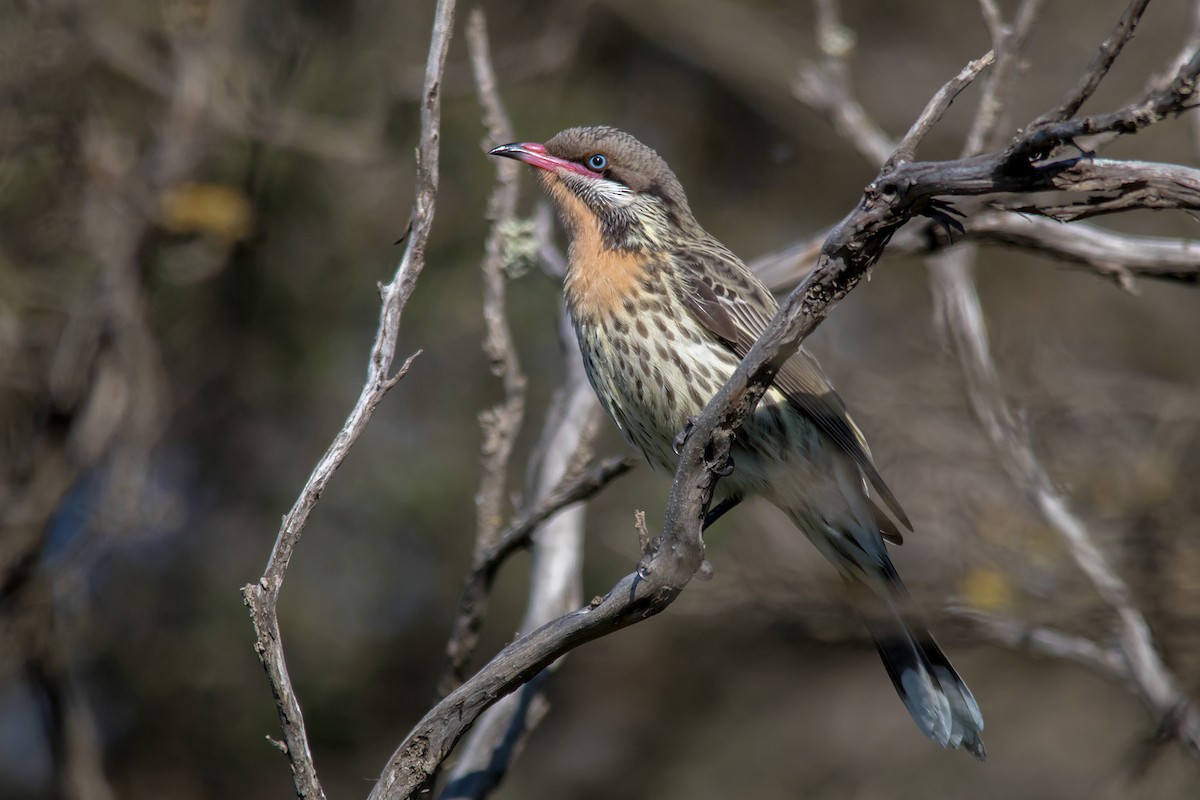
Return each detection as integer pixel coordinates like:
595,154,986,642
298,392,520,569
924,198,965,240
710,453,735,477
672,416,698,456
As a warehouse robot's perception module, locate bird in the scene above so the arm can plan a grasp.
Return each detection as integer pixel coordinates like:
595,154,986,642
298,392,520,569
490,126,985,759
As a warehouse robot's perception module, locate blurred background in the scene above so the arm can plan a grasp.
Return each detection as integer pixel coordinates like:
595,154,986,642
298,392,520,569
2,0,1199,798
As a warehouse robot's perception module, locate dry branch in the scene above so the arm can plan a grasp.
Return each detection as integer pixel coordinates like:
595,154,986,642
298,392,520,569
439,451,635,695
750,211,1200,291
793,0,893,166
964,0,1045,155
946,213,1200,286
441,304,604,799
471,6,525,550
241,0,456,797
1034,0,1151,124
444,6,529,694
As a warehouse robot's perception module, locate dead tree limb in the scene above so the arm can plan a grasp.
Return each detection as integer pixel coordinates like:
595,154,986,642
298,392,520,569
441,6,529,694
241,0,456,797
440,302,604,800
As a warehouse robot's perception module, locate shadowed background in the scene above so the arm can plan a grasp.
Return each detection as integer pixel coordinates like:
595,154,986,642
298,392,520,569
1,1,1198,798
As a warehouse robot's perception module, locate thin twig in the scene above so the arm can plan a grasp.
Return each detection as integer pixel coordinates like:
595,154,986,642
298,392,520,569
1006,48,1200,166
490,455,637,566
886,50,996,166
534,202,568,280
1005,157,1200,221
793,0,893,166
471,5,525,552
924,212,1200,287
441,303,602,799
964,0,1045,156
976,0,1006,45
394,1,593,102
241,0,456,796
751,210,1200,292
456,6,529,691
952,608,1129,678
439,452,636,694
1034,0,1153,125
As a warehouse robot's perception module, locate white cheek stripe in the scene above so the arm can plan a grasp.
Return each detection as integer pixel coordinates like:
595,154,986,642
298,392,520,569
593,180,636,208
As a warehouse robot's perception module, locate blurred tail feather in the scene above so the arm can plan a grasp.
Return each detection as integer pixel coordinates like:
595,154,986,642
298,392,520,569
867,600,986,760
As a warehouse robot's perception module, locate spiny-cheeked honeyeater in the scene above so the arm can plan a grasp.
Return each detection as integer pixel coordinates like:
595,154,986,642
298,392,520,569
491,126,985,759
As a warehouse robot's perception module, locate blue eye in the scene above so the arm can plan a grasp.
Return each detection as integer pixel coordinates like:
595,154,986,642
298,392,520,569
586,153,607,171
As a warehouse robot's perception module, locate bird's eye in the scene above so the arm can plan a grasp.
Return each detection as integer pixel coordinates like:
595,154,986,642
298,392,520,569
586,153,608,171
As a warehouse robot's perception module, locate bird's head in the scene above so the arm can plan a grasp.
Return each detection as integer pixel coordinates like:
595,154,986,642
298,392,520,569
489,126,696,251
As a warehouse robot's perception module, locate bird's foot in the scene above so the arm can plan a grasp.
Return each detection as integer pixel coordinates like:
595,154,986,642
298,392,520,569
709,451,735,477
672,416,698,455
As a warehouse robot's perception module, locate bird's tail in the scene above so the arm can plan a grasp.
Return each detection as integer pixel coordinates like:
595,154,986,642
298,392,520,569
862,596,986,760
780,478,984,758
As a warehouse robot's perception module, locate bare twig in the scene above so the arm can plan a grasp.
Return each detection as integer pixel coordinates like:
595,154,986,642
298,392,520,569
976,0,1006,45
471,5,525,554
492,456,636,568
441,303,602,799
964,0,1045,156
793,0,893,166
751,210,1200,292
463,4,528,683
534,202,568,280
1005,157,1200,221
635,509,651,555
952,608,1129,678
240,0,456,796
394,1,592,101
946,212,1200,286
439,451,636,694
1034,0,1153,125
1006,48,1200,166
886,50,996,166
438,9,594,706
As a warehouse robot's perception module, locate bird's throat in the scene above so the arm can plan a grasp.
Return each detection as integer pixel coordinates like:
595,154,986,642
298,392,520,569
546,176,651,323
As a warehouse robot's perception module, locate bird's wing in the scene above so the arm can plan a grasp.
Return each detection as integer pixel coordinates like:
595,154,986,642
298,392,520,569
676,244,912,535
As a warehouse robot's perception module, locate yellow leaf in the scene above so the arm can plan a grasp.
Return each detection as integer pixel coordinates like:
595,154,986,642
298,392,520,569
960,567,1014,611
160,182,254,243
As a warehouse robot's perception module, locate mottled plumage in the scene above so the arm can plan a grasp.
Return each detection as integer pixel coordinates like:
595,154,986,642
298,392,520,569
491,126,985,758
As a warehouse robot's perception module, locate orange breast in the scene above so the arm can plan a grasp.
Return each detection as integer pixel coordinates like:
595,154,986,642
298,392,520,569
545,175,649,321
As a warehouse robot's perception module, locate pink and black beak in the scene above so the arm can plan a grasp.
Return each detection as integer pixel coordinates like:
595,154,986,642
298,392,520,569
488,142,591,177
